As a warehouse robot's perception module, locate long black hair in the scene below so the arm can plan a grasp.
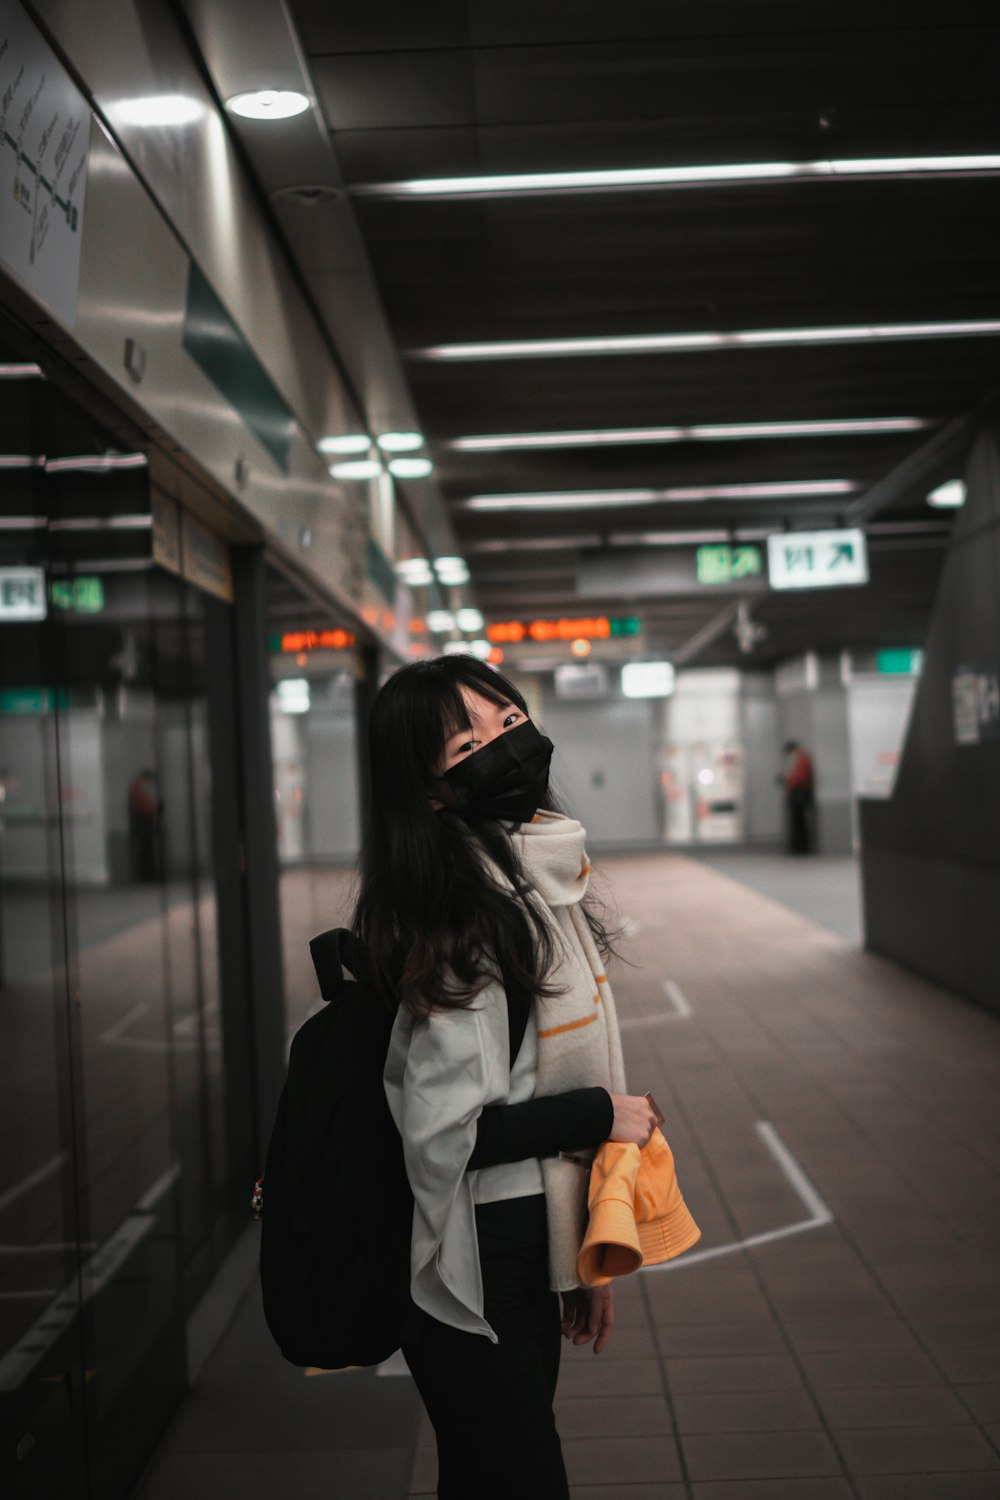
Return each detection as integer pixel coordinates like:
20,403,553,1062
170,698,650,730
351,653,616,1019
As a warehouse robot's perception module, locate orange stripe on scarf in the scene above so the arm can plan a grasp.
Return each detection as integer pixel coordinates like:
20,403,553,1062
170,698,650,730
538,1012,599,1040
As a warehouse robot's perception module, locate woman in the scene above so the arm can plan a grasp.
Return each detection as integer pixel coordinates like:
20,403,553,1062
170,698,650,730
352,654,658,1500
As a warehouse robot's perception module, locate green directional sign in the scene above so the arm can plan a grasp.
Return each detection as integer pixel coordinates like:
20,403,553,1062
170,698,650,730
696,545,763,585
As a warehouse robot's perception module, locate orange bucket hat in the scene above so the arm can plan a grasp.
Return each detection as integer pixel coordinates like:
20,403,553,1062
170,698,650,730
577,1128,701,1287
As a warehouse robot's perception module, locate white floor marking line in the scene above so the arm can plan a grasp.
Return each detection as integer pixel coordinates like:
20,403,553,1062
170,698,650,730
642,1120,833,1273
0,1152,67,1216
663,979,693,1018
620,978,692,1029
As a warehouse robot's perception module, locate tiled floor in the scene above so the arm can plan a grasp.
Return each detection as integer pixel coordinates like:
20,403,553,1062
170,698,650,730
134,851,1000,1499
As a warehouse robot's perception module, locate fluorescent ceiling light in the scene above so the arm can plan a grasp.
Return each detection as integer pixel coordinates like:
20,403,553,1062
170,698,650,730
377,432,424,452
456,607,485,631
464,480,859,511
622,661,676,699
388,456,433,479
48,515,153,531
318,434,371,455
426,610,455,632
443,640,473,655
45,453,148,471
276,679,310,714
413,321,1000,362
0,363,44,378
330,458,381,480
227,90,310,121
926,478,967,508
114,94,204,127
468,639,492,659
353,154,1000,199
451,417,933,450
467,536,602,552
608,530,731,546
0,455,43,468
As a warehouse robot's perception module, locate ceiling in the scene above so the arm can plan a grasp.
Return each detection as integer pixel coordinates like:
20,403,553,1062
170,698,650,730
280,0,1000,667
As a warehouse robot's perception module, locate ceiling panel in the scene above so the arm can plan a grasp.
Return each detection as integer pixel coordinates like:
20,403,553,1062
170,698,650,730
282,0,999,667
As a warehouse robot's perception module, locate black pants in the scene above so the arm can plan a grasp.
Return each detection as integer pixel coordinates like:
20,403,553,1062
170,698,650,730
400,1193,570,1500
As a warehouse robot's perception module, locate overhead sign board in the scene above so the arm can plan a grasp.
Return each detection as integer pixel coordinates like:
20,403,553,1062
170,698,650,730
767,529,868,590
696,545,763,585
487,615,640,644
0,566,46,619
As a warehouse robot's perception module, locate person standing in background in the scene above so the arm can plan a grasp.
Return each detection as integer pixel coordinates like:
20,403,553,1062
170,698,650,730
780,740,815,855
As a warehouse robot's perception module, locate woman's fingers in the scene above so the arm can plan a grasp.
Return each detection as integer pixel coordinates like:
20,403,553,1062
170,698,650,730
593,1288,615,1354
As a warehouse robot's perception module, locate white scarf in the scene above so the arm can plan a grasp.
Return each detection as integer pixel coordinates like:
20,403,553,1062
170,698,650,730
510,812,628,1290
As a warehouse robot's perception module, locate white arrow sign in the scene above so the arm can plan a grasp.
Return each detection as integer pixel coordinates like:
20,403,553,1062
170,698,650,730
767,529,868,590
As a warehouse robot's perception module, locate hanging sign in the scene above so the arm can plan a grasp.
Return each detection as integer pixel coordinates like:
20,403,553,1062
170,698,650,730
767,529,868,590
0,0,92,327
0,565,46,619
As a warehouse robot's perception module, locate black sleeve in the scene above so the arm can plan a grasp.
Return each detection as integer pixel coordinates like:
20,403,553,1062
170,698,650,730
467,1086,614,1171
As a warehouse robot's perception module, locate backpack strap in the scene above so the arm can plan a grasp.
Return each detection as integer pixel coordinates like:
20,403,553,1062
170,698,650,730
309,928,368,999
500,960,531,1071
310,928,531,1067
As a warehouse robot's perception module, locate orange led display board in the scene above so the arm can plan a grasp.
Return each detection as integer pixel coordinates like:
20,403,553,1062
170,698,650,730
279,629,355,653
486,615,641,644
488,616,614,644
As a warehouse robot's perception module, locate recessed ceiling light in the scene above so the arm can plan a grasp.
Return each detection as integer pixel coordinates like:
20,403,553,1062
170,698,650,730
450,417,933,450
227,90,310,121
318,434,371,455
413,322,1000,362
926,479,967,508
114,94,204,127
388,456,433,478
463,480,860,510
330,459,381,480
456,608,484,631
377,432,424,452
352,154,1000,199
426,610,456,632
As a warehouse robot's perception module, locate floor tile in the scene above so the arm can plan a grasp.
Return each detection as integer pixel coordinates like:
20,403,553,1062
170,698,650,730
563,1435,683,1485
832,1424,1000,1474
856,1476,1000,1500
673,1388,820,1433
814,1384,972,1429
554,1394,673,1438
682,1429,842,1482
691,1483,853,1500
655,1320,787,1358
557,1358,665,1398
664,1355,806,1394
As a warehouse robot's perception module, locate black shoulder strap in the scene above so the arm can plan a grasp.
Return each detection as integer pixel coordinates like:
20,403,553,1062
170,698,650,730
309,928,367,999
310,928,531,1067
500,960,531,1070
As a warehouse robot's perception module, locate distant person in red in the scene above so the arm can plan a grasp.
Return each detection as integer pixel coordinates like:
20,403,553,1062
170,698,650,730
128,768,162,881
780,740,815,855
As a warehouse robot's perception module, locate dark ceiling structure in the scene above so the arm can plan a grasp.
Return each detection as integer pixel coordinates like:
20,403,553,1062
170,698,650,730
284,0,1000,666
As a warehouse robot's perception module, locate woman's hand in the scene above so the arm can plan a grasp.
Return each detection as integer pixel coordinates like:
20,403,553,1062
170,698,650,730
560,1285,615,1354
608,1093,659,1148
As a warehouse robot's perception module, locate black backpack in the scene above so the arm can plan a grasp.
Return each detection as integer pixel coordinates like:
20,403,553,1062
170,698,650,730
253,928,528,1370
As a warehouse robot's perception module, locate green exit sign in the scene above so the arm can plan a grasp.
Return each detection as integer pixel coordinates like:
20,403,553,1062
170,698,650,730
877,649,923,675
49,576,105,613
609,616,641,636
696,545,763,585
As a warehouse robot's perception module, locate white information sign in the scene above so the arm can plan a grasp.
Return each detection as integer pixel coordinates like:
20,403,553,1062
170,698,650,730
767,529,868,590
0,0,91,327
0,565,46,619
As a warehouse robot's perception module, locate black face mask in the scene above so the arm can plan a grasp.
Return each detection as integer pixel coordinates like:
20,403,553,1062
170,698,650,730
439,719,554,825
